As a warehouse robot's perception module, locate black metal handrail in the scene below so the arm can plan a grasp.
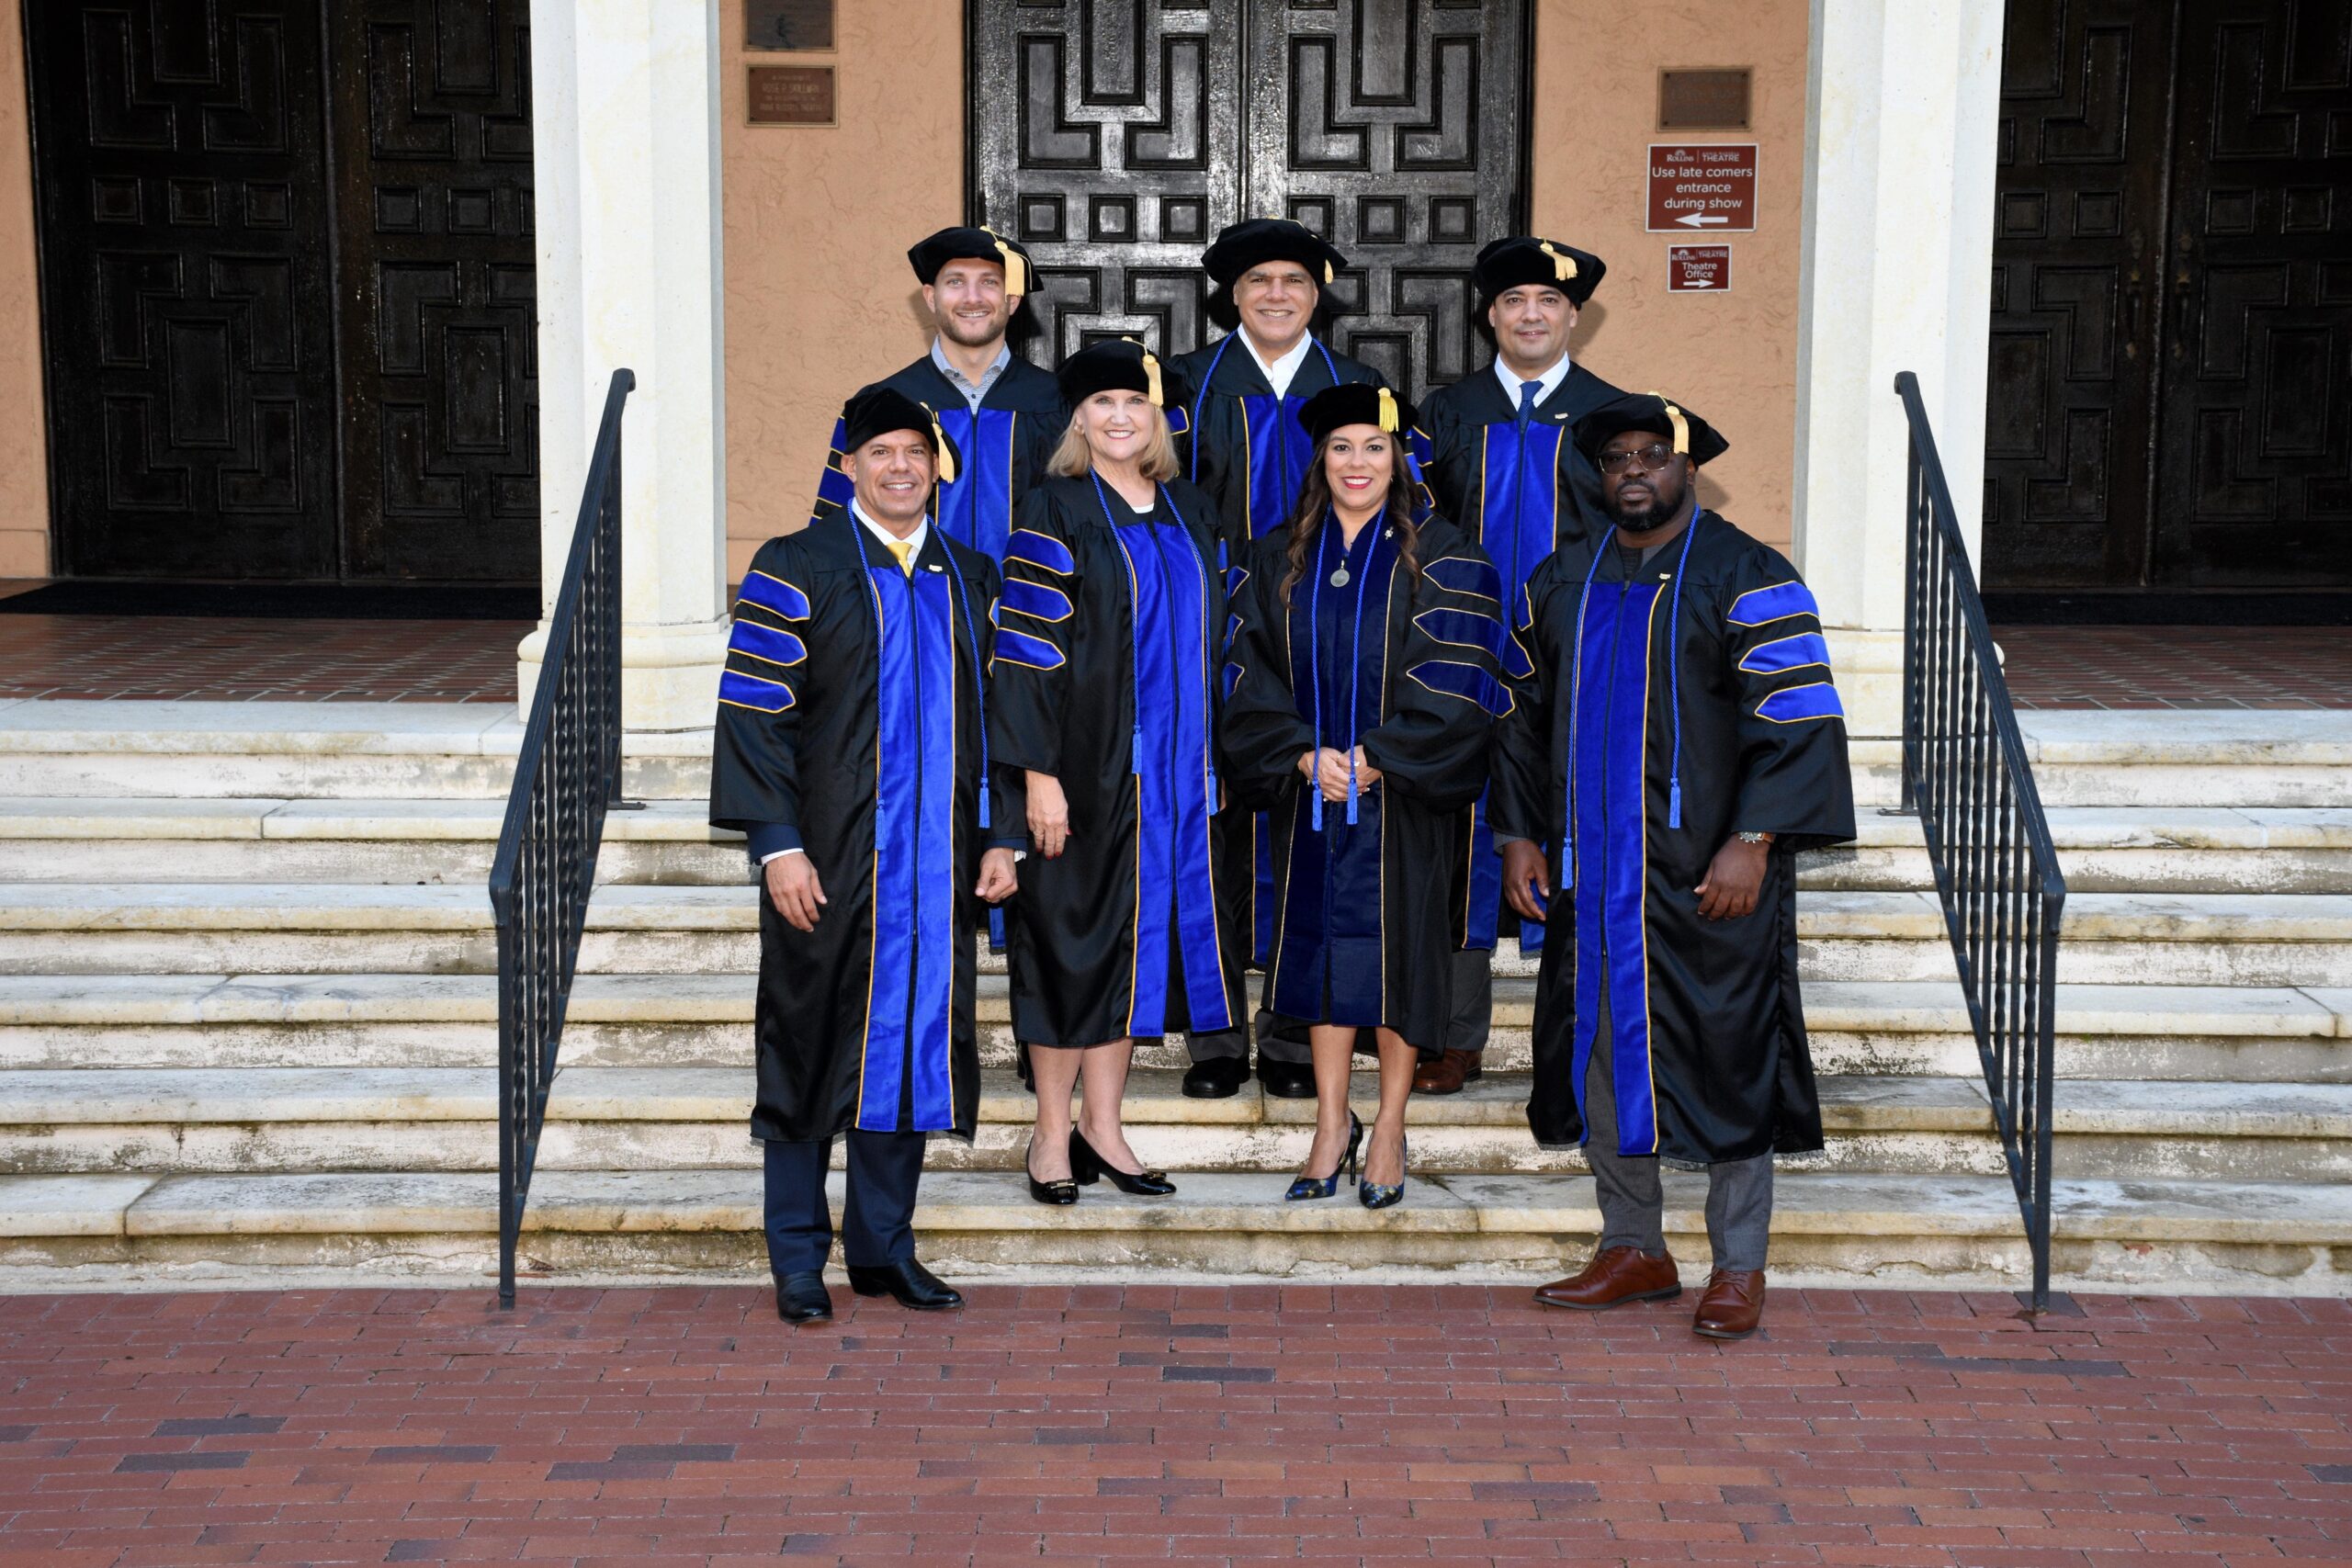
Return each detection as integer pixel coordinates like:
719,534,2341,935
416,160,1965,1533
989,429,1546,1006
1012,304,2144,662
491,367,635,1308
1894,370,2067,1312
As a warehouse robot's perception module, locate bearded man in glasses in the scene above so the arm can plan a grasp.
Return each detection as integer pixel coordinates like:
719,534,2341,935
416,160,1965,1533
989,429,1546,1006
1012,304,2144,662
1488,392,1855,1342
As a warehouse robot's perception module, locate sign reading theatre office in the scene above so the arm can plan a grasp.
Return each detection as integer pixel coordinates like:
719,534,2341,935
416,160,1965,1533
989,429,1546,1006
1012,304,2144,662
1645,144,1758,232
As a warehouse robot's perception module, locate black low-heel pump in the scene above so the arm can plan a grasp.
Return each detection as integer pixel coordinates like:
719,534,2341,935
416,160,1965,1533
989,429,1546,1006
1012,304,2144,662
1069,1128,1177,1195
1026,1139,1078,1205
1285,1111,1363,1201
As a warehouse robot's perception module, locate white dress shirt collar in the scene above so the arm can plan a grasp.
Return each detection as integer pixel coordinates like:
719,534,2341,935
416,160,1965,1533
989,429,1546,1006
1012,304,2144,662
1242,330,1316,400
1493,352,1572,410
848,498,931,564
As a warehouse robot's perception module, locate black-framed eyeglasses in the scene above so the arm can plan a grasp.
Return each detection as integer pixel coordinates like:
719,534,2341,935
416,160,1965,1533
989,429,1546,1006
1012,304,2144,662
1596,443,1678,476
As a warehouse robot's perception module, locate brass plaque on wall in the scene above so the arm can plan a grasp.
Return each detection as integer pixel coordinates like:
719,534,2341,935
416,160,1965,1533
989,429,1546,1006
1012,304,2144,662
745,0,833,51
1658,69,1751,130
748,65,836,127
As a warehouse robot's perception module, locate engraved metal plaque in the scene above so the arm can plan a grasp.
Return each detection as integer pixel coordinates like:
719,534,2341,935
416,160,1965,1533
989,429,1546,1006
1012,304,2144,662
748,65,836,127
745,0,833,51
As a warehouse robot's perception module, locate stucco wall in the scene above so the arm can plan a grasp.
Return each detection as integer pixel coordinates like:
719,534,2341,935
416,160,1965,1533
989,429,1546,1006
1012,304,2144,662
0,0,50,578
719,0,963,580
1531,0,1810,548
717,0,1809,566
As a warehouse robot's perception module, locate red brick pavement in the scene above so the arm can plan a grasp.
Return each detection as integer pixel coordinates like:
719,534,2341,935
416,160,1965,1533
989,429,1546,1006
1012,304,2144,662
0,615,525,704
0,1285,2344,1566
1994,626,2352,710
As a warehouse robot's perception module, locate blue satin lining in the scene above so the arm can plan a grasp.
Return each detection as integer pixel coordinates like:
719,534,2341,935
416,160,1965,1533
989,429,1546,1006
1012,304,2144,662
935,406,1018,558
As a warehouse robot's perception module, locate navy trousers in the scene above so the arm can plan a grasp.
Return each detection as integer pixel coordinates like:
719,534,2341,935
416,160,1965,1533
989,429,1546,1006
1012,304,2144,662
761,1131,925,1278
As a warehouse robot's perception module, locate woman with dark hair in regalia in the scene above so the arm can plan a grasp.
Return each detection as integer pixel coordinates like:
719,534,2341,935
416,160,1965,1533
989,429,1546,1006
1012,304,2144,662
1219,384,1508,1208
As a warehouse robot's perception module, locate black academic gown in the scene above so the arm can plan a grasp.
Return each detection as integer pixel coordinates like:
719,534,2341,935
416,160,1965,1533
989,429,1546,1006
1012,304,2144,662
1419,359,1625,953
1490,511,1857,1165
809,353,1066,558
709,513,1002,1142
1221,514,1505,1055
989,473,1247,1046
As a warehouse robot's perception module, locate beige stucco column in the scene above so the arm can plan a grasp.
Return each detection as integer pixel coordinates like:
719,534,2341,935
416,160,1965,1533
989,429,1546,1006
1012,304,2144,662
521,0,729,729
1792,0,2005,737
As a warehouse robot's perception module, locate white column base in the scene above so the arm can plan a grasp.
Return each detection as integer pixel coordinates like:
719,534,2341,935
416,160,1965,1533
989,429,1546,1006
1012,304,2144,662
514,618,730,732
1826,627,1903,740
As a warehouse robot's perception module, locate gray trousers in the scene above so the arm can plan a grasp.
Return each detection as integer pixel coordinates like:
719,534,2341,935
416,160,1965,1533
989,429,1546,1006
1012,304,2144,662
1583,992,1773,1272
1187,1010,1308,1066
1444,946,1493,1055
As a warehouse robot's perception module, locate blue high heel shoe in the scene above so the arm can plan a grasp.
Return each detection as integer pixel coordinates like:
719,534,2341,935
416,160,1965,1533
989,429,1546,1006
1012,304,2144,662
1360,1125,1408,1210
1285,1111,1362,1201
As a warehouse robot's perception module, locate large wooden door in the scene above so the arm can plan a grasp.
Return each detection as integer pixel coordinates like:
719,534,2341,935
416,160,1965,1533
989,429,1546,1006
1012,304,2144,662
25,0,538,584
2154,0,2352,588
24,0,341,580
1984,0,2352,592
970,0,1529,402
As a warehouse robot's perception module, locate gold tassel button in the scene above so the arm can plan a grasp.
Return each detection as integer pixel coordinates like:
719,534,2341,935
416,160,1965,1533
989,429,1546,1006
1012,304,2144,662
1538,240,1577,283
1643,391,1691,456
982,225,1027,299
1376,387,1398,433
921,400,958,484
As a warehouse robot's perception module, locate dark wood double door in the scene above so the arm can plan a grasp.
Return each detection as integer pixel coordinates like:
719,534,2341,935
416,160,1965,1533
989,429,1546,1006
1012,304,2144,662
25,0,537,583
1984,0,2352,593
970,0,1530,403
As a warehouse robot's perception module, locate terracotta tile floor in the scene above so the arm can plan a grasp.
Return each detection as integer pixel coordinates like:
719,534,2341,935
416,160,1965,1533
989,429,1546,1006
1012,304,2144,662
0,614,526,704
1995,626,2352,710
0,1284,2344,1566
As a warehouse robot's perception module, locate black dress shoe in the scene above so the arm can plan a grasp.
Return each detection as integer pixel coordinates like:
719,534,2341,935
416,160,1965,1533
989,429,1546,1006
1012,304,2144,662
1182,1056,1249,1099
775,1270,832,1324
1257,1060,1316,1100
846,1258,963,1311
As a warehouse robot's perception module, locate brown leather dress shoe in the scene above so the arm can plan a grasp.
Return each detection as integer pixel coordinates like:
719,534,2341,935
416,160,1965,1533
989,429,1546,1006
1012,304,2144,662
1691,1269,1766,1339
1532,1246,1681,1310
1413,1049,1484,1095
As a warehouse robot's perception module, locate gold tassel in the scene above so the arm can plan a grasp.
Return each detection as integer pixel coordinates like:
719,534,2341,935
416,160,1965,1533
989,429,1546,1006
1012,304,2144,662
1323,259,1334,285
1643,391,1690,455
1125,337,1164,406
1376,387,1398,433
922,400,957,484
982,225,1026,298
1539,241,1577,283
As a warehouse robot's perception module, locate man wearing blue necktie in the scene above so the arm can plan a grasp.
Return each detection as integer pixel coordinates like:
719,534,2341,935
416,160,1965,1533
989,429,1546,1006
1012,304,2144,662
1417,236,1626,1097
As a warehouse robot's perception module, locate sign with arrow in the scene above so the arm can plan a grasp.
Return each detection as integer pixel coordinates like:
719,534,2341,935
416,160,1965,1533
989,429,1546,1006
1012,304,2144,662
1646,143,1757,233
1667,244,1732,293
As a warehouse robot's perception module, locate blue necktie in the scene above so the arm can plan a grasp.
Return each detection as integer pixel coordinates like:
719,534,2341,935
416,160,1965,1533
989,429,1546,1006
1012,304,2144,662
1516,379,1543,429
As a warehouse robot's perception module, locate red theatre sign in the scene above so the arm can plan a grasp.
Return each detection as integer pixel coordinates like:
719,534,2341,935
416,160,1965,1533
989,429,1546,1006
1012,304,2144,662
1645,143,1758,232
1667,244,1732,293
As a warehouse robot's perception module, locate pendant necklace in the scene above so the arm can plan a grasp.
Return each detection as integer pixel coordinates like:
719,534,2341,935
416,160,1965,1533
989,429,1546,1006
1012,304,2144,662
1329,565,1350,587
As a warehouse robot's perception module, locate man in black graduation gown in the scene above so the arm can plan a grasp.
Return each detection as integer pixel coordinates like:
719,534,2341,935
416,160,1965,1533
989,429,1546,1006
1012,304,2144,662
1416,235,1625,1099
808,226,1065,558
1163,216,1397,1100
712,385,1021,1324
1491,393,1855,1340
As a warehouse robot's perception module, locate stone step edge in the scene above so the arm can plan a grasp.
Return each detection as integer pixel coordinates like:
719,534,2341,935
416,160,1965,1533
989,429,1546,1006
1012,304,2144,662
3,976,2346,1038
6,1066,2348,1139
6,1168,2342,1247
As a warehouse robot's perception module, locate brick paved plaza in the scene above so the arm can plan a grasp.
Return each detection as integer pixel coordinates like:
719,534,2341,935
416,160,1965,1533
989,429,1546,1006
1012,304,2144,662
0,1284,2345,1566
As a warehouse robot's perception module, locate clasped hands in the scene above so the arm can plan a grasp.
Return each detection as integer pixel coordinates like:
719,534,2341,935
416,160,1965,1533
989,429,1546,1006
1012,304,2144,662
1498,832,1773,924
1295,746,1382,802
764,845,1020,932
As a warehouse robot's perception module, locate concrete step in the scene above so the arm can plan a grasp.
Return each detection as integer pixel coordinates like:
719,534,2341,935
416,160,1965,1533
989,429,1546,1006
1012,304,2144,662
6,796,2348,893
3,705,2348,807
6,884,2350,986
4,1064,2345,1183
3,1166,2343,1296
3,976,2346,1083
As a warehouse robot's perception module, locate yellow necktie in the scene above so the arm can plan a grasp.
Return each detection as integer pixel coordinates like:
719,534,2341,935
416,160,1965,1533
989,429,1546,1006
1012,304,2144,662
887,539,917,575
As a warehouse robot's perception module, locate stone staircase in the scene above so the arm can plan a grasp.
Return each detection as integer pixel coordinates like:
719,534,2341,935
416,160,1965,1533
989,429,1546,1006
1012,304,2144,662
0,699,2346,1294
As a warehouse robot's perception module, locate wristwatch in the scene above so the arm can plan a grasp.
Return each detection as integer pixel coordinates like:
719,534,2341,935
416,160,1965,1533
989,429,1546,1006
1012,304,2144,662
1736,831,1773,845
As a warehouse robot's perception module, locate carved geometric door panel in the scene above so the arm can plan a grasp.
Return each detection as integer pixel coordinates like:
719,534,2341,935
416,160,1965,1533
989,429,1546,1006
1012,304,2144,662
24,0,342,580
970,0,1529,403
26,0,537,584
1244,0,1525,400
327,0,539,583
2154,0,2352,589
1982,0,2174,590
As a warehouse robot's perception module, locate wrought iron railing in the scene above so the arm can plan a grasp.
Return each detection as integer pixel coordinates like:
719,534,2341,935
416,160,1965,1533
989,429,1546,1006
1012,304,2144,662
491,367,636,1308
1893,370,2067,1312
